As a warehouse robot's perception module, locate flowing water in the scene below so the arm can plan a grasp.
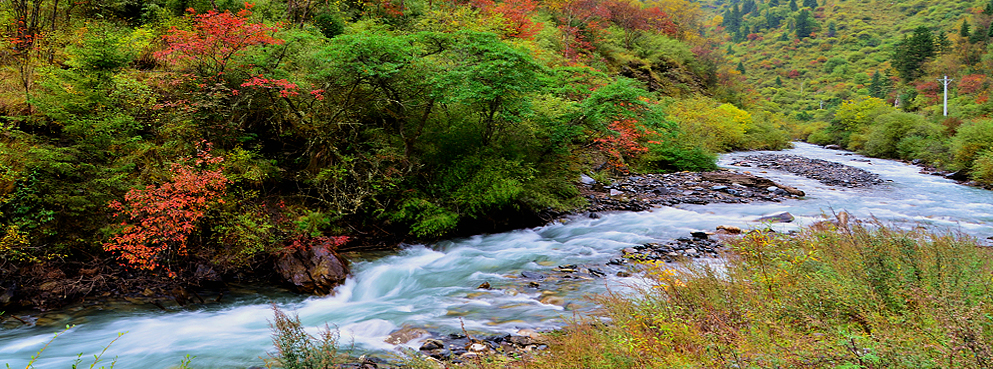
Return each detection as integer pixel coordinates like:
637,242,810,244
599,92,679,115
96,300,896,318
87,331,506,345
2,143,992,368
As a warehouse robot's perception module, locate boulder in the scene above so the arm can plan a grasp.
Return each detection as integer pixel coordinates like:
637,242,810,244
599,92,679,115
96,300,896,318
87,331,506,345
275,245,349,295
824,144,841,150
756,212,795,223
701,172,778,188
384,326,429,345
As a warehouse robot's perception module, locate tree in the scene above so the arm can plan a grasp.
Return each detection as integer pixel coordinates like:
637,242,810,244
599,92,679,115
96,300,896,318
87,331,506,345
775,76,783,87
154,4,283,79
769,0,780,7
892,26,936,82
960,19,971,39
794,9,815,39
868,71,890,99
104,144,229,276
826,21,836,37
802,0,816,8
789,0,798,12
737,61,746,74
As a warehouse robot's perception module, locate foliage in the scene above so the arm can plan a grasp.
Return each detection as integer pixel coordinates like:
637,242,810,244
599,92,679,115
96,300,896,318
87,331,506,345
265,305,349,369
103,144,229,276
861,112,941,159
154,4,283,78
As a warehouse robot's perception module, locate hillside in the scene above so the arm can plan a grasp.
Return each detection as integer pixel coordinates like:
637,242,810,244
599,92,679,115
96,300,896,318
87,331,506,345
711,0,993,184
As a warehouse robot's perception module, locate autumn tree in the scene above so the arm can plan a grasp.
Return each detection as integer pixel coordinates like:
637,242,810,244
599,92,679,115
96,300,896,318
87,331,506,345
154,4,283,79
104,144,229,276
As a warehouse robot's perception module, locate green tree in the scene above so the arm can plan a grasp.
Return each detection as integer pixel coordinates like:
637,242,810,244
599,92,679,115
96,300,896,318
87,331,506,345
789,0,798,12
960,19,971,38
827,21,836,37
868,71,889,99
802,0,817,8
794,10,815,39
769,0,780,7
892,26,936,82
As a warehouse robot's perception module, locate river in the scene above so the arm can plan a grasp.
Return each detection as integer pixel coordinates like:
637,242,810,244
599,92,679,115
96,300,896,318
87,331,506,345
2,143,992,368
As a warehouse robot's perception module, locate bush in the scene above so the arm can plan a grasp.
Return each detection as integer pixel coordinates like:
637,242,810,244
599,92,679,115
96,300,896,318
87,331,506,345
637,143,718,172
266,306,348,369
951,118,993,170
861,111,941,159
971,150,993,185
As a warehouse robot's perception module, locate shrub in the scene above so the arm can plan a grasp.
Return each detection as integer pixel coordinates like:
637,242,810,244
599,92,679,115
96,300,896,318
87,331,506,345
266,305,349,369
951,118,993,170
861,111,941,159
971,150,993,184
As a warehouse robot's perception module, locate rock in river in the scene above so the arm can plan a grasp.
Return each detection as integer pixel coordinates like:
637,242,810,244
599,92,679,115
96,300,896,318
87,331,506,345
275,245,349,295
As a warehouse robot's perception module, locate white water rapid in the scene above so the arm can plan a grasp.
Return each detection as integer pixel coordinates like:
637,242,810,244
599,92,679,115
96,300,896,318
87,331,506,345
2,143,992,368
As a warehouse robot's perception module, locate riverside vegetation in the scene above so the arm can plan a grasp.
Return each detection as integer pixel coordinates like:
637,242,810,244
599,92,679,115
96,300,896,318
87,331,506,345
0,0,790,310
4,0,993,368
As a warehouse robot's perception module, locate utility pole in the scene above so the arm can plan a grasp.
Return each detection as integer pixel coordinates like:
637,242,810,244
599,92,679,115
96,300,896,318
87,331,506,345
938,75,953,116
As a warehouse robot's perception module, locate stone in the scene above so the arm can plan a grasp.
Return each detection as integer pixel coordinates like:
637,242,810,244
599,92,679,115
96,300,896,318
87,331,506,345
477,282,491,290
690,231,709,240
757,212,795,223
469,343,489,352
621,247,638,255
540,295,565,306
609,189,624,196
275,244,349,295
579,174,596,184
420,338,446,351
589,212,601,219
616,271,631,277
520,271,546,280
384,327,429,345
824,144,841,150
716,225,742,234
946,170,970,181
526,281,540,288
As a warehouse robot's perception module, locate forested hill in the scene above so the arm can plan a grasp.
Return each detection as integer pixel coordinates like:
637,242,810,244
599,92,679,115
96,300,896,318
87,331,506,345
711,0,993,185
0,0,793,307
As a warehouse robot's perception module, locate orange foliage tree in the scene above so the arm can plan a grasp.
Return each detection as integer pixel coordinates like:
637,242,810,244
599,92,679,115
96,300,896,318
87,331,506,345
154,3,283,79
104,144,229,276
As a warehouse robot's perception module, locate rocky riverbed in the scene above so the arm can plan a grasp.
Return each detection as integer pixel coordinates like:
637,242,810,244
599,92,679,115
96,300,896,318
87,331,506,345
581,170,806,213
729,153,885,188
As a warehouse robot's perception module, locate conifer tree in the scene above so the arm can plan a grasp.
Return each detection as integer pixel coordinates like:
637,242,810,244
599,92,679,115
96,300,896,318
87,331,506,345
827,21,837,37
775,76,783,87
737,61,746,74
802,0,817,8
892,26,936,81
795,9,815,39
770,0,780,6
789,0,799,11
868,71,886,98
960,19,971,38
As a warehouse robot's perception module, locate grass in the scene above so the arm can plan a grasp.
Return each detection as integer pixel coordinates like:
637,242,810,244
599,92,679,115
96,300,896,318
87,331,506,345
423,222,993,369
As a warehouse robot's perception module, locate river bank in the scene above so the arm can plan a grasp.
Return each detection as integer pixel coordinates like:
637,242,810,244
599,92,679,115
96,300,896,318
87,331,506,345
4,143,993,368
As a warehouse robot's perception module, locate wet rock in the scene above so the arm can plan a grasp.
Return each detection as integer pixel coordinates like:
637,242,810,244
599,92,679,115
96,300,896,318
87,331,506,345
539,295,565,306
579,174,596,184
526,281,540,288
477,282,491,290
275,245,349,295
421,338,446,351
520,271,546,280
757,212,795,223
946,170,970,181
824,144,841,150
716,225,742,234
690,231,709,240
385,327,429,345
616,271,631,277
589,212,601,219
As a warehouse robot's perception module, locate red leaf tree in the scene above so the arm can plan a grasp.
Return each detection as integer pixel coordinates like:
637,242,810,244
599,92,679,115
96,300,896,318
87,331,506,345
104,143,230,276
154,3,283,79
